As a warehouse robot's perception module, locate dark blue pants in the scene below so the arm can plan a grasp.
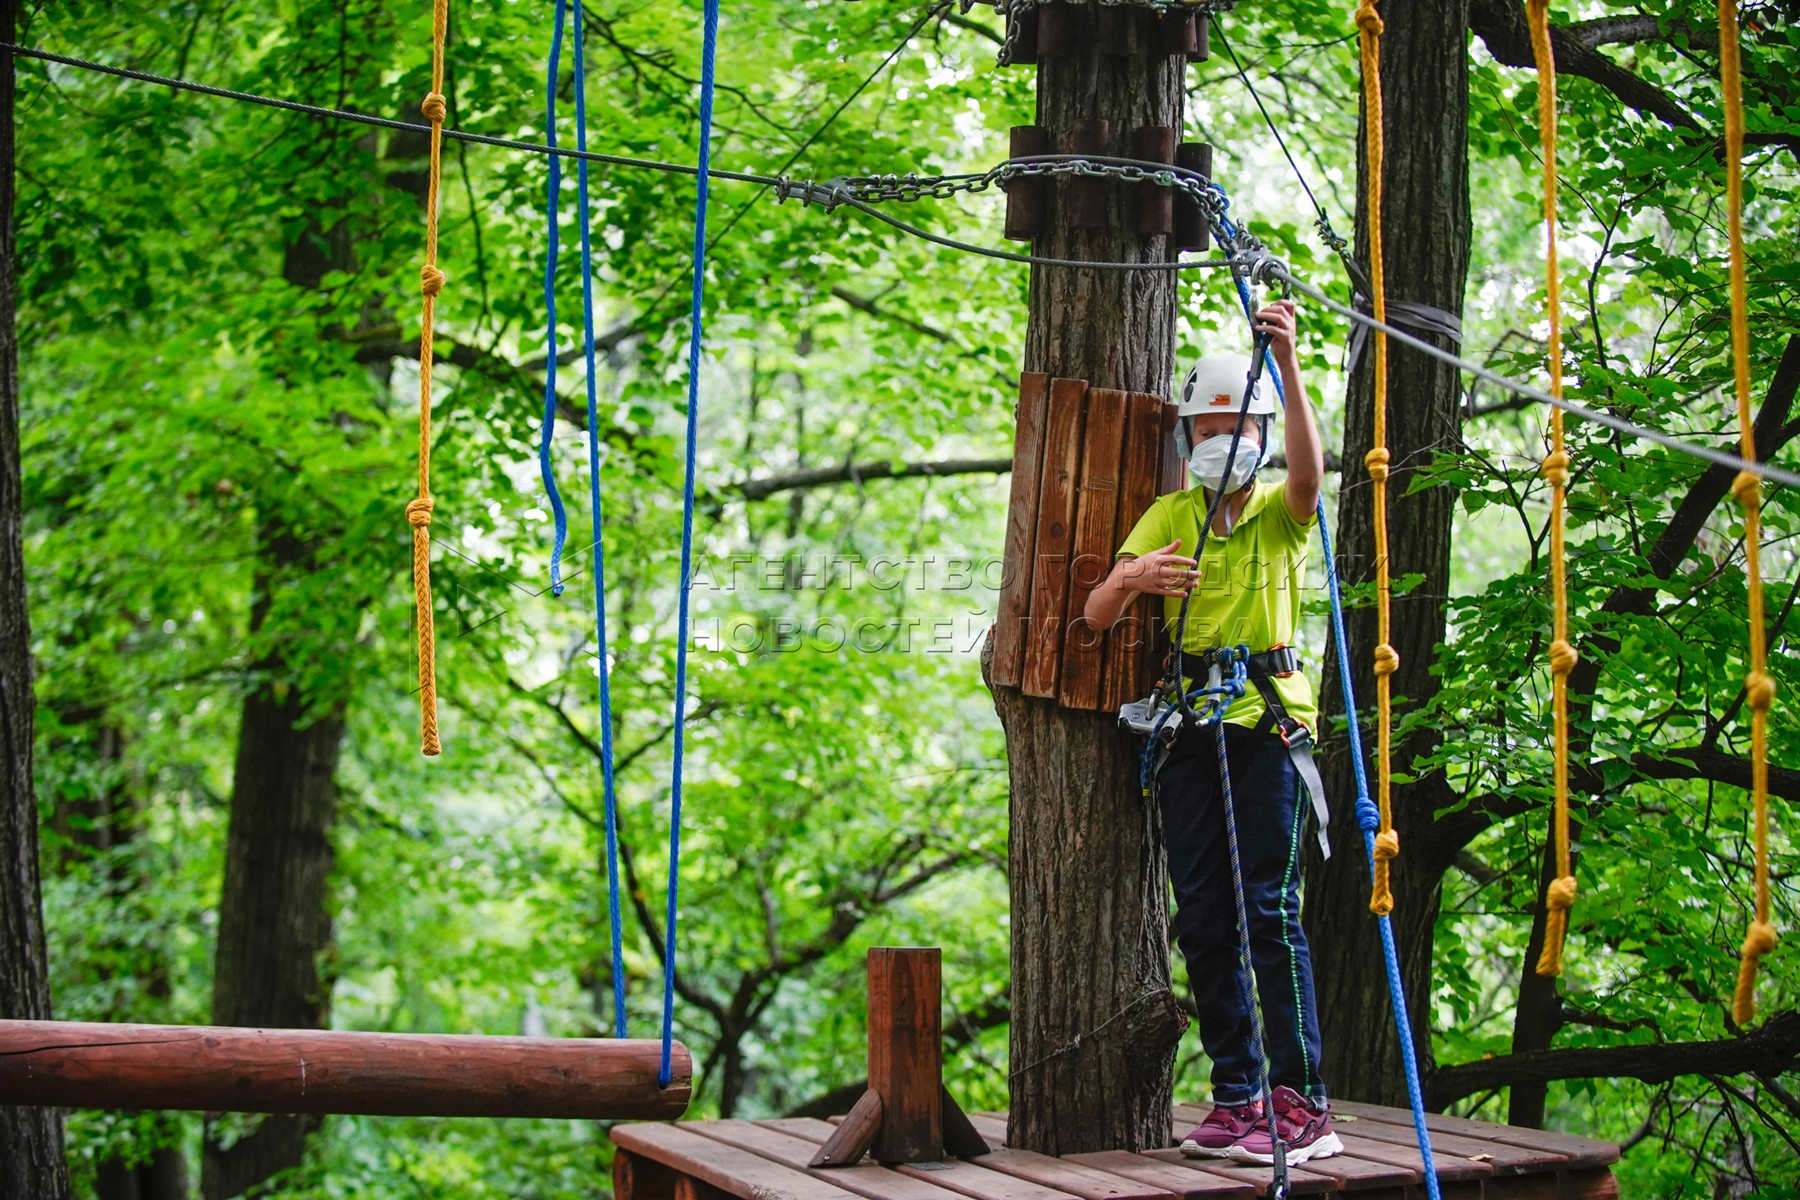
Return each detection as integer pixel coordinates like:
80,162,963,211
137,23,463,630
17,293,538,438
1157,721,1326,1106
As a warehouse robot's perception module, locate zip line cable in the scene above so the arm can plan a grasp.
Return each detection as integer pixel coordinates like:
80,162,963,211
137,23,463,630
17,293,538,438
11,40,1798,491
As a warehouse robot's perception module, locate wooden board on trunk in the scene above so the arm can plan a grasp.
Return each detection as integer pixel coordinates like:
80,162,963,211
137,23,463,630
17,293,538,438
1058,387,1128,711
994,373,1052,688
1021,377,1088,698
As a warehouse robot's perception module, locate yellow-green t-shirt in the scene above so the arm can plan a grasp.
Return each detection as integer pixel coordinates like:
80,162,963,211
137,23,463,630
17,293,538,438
1116,481,1318,731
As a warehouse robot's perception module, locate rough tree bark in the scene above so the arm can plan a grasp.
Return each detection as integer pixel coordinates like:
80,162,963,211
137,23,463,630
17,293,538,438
0,5,74,1192
199,221,354,1200
985,20,1188,1156
1305,0,1471,1108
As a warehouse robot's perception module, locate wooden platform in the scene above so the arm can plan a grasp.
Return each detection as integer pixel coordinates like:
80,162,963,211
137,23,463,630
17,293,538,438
610,1100,1620,1200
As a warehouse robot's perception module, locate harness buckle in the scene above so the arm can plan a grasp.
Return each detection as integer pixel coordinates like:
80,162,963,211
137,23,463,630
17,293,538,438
1276,718,1313,751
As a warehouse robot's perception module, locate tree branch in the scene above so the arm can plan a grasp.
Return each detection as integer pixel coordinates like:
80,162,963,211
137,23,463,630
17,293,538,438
1430,1011,1800,1107
737,456,1013,501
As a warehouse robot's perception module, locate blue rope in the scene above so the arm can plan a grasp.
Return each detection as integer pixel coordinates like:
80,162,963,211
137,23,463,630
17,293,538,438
537,0,570,599
661,0,721,1087
566,0,627,1040
1225,268,1441,1198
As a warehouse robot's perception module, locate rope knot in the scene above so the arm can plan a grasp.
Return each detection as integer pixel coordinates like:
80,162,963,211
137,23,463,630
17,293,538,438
406,497,435,528
1372,643,1399,677
1364,447,1390,482
1732,469,1762,507
1355,0,1384,37
1374,829,1400,861
421,265,446,297
1549,638,1578,677
1545,874,1577,911
1742,919,1778,959
1541,450,1570,486
1746,670,1776,713
421,91,448,123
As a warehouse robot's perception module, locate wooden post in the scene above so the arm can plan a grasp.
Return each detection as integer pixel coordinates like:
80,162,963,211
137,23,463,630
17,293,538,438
616,1149,681,1200
868,948,942,1164
0,1020,692,1119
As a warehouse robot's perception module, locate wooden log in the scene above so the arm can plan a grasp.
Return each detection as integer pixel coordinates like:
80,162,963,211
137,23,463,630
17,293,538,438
1006,4,1040,66
1067,120,1113,230
1058,387,1127,711
618,1150,683,1200
1189,12,1209,63
869,948,943,1164
1021,378,1088,699
1155,12,1199,59
1004,127,1051,243
812,1089,885,1167
0,1019,691,1119
993,373,1051,688
1095,6,1139,57
1100,391,1170,714
1131,127,1176,237
1172,143,1212,253
1036,3,1083,58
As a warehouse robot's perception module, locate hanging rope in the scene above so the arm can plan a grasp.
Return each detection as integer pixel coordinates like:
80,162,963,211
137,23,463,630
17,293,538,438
537,1,570,600
662,0,722,1087
1354,0,1398,915
410,0,450,757
1525,0,1579,979
1719,0,1777,1025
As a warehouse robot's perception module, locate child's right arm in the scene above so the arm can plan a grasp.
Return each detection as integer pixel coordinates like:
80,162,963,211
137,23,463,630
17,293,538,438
1083,540,1196,631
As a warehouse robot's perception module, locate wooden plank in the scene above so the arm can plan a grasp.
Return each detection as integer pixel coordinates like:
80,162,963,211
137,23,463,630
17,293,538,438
1064,1152,1254,1199
1486,1169,1619,1200
1272,1151,1416,1192
611,1123,869,1200
994,373,1051,687
0,1018,690,1119
1331,1133,1493,1184
1141,1148,1339,1197
679,1177,738,1200
1021,377,1088,698
1327,1102,1620,1170
766,1118,1078,1200
967,1111,1009,1146
869,948,943,1163
814,1089,884,1167
617,1149,682,1200
694,1119,968,1200
1059,387,1128,711
1100,390,1169,713
972,1147,1175,1200
1332,1120,1568,1175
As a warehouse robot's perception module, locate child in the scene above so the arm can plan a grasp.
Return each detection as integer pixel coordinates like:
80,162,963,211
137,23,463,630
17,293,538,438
1082,299,1341,1165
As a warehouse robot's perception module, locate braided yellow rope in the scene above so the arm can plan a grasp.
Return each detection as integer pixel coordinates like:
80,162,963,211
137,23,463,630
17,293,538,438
1720,0,1777,1024
1528,0,1579,978
1356,0,1398,917
411,0,450,756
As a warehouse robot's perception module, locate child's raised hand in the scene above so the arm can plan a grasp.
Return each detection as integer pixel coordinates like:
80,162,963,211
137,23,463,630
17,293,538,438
1253,298,1299,360
1123,540,1197,598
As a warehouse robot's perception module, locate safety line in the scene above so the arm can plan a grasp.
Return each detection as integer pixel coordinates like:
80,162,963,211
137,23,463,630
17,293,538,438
538,6,570,599
1526,0,1579,980
662,0,721,1087
566,0,629,1042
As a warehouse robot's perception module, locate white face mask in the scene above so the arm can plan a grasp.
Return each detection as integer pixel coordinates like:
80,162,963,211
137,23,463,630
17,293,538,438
1187,432,1261,493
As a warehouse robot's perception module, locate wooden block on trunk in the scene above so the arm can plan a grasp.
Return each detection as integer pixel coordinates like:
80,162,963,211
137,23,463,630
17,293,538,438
1005,127,1051,242
1131,127,1176,237
1173,144,1213,253
1100,391,1174,713
1059,387,1127,711
993,373,1051,688
1021,378,1088,698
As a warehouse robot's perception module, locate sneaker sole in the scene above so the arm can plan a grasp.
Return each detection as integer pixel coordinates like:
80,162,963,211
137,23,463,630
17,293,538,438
1225,1132,1344,1166
1178,1140,1233,1159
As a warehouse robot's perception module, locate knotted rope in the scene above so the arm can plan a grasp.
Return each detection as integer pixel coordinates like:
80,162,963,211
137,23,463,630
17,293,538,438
1356,0,1398,917
410,0,450,756
1721,0,1777,1024
1525,0,1580,978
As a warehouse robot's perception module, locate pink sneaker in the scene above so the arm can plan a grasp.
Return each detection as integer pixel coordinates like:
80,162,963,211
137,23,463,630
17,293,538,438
1178,1102,1264,1158
1227,1087,1343,1165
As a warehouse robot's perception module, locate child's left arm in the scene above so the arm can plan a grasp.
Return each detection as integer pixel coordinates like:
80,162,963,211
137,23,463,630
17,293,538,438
1254,299,1325,523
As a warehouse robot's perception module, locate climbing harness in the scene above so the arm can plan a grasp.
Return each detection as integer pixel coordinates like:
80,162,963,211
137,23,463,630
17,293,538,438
1718,0,1778,1025
1524,0,1579,980
409,0,451,757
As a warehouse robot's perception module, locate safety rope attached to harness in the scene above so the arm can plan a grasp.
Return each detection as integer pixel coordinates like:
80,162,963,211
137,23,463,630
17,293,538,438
409,0,451,757
1719,0,1779,1025
1355,0,1399,916
1526,0,1580,979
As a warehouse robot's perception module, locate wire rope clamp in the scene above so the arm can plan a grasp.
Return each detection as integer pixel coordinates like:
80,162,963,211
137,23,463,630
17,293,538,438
774,175,844,212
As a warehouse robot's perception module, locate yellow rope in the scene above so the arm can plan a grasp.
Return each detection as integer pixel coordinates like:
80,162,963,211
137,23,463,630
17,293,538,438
1356,0,1398,917
1528,0,1579,979
411,0,450,757
1720,0,1776,1024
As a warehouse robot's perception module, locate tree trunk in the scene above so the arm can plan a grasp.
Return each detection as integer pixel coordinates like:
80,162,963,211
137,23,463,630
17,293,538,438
1305,0,1471,1108
989,26,1188,1156
201,213,355,1200
1506,831,1567,1127
0,8,74,1193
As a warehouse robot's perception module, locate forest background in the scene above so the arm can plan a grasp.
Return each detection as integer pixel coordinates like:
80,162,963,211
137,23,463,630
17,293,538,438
5,0,1798,1196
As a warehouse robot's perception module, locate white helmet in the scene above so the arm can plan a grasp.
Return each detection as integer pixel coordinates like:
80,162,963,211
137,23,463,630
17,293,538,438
1176,352,1277,418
